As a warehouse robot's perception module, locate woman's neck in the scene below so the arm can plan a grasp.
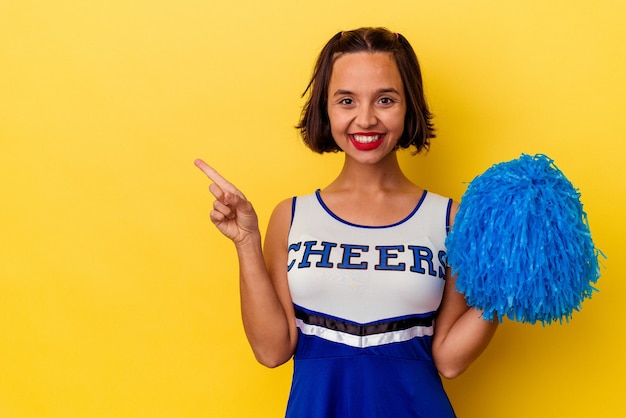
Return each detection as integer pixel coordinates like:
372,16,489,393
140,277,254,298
326,152,415,193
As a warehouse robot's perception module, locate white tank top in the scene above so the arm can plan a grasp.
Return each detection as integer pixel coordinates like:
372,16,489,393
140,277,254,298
287,189,453,325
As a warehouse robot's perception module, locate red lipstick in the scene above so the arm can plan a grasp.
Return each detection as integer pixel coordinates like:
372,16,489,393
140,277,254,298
349,133,385,151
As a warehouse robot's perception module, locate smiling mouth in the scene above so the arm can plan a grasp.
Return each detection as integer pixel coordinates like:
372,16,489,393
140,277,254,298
349,134,385,151
351,134,383,144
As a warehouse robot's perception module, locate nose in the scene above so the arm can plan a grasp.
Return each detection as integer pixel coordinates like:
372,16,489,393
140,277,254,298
355,104,377,128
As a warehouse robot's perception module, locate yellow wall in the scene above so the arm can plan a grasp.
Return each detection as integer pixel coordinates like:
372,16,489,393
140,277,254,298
1,1,624,417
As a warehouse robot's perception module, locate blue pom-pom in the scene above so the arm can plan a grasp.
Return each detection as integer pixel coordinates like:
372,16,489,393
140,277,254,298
445,154,604,325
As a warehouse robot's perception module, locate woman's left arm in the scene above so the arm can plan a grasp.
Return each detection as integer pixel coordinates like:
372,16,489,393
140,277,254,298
432,202,499,379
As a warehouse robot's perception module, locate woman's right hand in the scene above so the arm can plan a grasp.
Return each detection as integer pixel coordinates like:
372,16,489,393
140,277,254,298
194,159,260,245
195,159,297,367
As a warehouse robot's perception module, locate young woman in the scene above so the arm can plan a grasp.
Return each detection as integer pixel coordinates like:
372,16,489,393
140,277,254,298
195,27,498,418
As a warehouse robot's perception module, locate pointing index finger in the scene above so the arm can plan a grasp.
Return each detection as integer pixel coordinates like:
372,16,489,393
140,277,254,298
194,159,245,199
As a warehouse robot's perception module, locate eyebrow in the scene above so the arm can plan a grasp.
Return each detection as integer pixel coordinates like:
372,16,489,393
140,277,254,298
331,88,402,97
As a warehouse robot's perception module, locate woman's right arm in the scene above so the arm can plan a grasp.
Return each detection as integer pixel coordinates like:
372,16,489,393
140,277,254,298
195,160,297,367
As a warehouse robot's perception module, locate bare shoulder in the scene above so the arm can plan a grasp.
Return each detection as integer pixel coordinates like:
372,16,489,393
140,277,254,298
267,198,293,231
264,197,293,252
271,197,294,217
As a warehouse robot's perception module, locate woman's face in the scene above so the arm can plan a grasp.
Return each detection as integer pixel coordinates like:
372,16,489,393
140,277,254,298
327,51,406,164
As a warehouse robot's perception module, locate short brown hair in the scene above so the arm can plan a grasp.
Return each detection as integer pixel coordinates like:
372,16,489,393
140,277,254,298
297,27,435,154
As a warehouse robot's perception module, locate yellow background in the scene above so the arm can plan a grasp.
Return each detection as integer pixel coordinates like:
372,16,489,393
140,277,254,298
1,1,624,417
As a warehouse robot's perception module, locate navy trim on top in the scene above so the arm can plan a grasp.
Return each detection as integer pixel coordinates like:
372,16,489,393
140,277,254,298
314,189,428,229
445,198,453,235
290,196,297,228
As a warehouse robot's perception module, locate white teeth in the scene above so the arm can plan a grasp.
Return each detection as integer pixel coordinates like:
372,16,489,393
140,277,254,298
352,134,382,143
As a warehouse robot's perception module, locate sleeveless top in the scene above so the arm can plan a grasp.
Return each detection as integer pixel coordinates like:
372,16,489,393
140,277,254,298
285,190,456,418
